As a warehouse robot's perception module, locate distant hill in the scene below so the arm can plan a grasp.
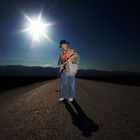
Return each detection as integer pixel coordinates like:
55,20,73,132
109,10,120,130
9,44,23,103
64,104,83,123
0,65,140,77
77,69,140,77
0,65,57,77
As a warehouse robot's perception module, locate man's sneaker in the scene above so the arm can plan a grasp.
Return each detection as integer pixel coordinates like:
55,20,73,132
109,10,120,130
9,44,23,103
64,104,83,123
58,98,65,102
69,98,74,102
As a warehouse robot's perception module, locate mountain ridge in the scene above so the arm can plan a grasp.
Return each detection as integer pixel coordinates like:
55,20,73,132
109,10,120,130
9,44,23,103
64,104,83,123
0,65,140,77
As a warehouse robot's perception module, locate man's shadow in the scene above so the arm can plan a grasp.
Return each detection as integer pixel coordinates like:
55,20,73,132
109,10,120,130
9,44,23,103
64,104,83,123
62,99,99,137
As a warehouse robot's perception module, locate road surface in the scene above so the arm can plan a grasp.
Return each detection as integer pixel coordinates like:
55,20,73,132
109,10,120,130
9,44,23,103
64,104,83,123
0,79,140,140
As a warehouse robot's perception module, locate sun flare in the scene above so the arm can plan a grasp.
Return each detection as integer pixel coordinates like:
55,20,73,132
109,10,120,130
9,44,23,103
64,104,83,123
20,12,53,43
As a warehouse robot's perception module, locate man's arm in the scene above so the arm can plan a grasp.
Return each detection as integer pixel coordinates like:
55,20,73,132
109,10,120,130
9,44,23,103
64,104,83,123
72,53,80,64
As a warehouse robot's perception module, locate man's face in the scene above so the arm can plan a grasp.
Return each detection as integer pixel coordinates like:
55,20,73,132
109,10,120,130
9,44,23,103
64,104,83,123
61,43,68,51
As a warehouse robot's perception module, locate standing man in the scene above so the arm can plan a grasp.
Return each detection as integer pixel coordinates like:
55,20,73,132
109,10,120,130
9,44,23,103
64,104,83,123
58,40,80,102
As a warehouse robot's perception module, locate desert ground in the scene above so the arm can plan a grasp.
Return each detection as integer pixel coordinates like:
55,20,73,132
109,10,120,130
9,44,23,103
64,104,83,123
0,78,140,140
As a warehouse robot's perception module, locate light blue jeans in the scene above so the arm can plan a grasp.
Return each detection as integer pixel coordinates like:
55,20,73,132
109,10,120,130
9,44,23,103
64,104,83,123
60,70,75,98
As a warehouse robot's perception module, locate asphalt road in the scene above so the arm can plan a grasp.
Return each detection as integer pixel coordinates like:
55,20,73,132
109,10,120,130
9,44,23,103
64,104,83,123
0,79,140,140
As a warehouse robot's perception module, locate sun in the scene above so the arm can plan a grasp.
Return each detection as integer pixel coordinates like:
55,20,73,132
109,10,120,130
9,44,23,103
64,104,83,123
20,12,53,43
27,18,46,41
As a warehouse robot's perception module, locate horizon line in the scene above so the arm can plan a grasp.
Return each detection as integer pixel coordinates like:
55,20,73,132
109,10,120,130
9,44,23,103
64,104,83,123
0,64,140,73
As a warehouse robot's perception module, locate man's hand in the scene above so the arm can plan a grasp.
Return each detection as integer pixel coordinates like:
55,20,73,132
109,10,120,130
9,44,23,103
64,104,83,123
58,64,64,71
67,58,72,63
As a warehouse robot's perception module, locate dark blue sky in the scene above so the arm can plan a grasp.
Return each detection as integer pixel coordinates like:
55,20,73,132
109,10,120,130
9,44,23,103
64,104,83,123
0,0,140,72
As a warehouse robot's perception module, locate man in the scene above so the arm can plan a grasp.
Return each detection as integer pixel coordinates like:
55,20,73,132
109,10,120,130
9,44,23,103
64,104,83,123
58,40,80,102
